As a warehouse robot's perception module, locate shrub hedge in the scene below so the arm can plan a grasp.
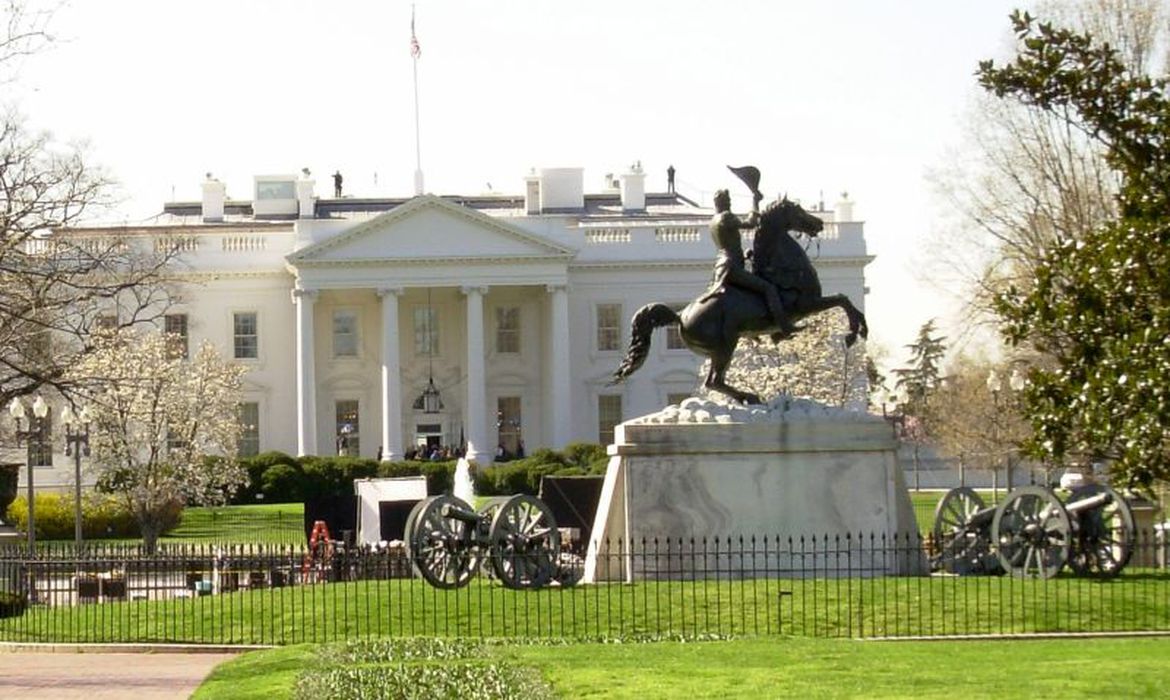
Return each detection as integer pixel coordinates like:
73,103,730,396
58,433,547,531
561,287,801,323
231,441,610,502
6,492,139,540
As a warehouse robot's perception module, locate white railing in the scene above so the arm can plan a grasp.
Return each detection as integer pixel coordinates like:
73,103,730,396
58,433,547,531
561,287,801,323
654,226,702,243
584,228,631,244
155,236,200,253
222,235,267,252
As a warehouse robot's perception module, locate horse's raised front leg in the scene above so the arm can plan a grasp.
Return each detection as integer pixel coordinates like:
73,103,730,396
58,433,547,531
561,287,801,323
790,294,869,347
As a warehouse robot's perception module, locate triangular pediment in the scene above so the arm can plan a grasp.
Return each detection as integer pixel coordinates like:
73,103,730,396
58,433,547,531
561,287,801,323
288,195,575,265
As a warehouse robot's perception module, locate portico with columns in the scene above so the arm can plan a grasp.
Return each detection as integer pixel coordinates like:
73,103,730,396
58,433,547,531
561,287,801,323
286,195,576,462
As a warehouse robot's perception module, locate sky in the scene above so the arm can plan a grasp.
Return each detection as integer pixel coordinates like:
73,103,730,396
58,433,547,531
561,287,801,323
10,0,1028,370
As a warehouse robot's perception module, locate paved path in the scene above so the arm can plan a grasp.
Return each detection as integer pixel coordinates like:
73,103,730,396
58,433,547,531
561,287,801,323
0,649,240,699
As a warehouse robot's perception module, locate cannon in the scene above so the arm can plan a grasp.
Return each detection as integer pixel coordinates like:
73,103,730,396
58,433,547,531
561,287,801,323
403,493,582,590
931,484,1135,579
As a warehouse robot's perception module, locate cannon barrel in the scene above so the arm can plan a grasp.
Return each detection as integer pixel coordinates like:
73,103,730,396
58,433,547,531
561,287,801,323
1064,490,1111,515
966,505,997,529
440,502,483,525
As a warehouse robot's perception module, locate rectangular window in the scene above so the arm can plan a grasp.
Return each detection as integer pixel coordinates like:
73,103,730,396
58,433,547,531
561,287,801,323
333,310,359,358
233,311,258,359
164,313,189,359
166,429,186,455
598,394,622,445
496,396,522,458
495,306,520,354
667,392,691,406
28,327,51,365
96,313,117,331
238,402,260,457
413,307,439,356
29,415,52,468
665,304,685,350
596,303,621,352
256,180,296,200
335,400,360,457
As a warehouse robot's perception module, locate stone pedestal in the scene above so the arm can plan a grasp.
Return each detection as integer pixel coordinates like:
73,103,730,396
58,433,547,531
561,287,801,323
584,398,925,581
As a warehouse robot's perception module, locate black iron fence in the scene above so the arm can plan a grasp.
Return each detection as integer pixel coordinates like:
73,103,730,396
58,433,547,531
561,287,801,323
0,531,1165,645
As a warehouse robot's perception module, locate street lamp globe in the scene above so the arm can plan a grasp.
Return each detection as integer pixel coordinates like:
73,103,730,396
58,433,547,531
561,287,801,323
1009,369,1026,393
986,370,1002,395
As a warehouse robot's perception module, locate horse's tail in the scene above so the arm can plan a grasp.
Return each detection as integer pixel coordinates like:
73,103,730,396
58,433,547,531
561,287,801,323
610,303,681,384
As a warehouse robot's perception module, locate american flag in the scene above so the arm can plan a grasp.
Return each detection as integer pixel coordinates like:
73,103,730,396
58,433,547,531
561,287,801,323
410,7,421,59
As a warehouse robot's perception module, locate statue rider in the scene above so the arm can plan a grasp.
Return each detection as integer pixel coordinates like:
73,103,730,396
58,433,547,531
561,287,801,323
707,188,796,335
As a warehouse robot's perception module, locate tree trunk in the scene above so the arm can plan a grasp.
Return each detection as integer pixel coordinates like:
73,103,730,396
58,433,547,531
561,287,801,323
138,517,163,555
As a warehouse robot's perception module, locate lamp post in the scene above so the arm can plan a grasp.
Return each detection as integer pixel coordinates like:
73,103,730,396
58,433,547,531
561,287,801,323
8,396,49,553
986,370,1002,500
986,368,1027,497
1008,369,1026,486
60,405,92,548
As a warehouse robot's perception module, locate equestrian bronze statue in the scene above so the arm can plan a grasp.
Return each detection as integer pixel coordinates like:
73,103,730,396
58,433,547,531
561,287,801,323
611,166,868,405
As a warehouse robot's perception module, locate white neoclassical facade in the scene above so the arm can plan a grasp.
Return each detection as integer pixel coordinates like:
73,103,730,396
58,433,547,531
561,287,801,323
43,164,872,473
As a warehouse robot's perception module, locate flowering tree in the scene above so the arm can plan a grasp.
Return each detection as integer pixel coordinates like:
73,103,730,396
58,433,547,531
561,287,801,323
701,310,869,408
68,330,247,551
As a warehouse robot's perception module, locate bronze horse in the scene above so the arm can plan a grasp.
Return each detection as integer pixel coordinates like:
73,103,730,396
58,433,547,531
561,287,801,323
611,197,868,405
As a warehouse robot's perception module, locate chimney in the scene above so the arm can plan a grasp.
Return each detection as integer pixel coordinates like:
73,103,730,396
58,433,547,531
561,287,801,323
297,173,316,219
619,161,646,212
835,191,854,222
201,175,225,223
524,169,540,215
538,167,584,211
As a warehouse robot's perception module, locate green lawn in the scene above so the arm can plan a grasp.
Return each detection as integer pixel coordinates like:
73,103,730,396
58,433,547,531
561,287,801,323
193,636,1170,699
3,570,1166,644
162,503,305,545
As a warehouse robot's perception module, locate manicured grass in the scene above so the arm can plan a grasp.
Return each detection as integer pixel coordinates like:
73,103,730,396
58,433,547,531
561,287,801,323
192,636,1170,700
3,570,1166,644
194,644,315,700
163,503,305,545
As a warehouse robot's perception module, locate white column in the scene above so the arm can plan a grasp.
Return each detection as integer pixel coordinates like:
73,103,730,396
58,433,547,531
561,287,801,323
292,288,319,456
377,287,404,461
461,285,488,462
547,284,572,448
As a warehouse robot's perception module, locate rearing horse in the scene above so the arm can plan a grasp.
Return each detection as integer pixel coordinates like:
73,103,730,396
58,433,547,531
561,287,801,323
611,197,869,404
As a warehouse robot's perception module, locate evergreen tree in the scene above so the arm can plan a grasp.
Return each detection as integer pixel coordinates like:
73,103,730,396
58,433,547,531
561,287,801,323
892,320,947,419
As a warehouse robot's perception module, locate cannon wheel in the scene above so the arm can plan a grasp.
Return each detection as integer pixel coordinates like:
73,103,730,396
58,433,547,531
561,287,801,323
474,497,511,581
1067,484,1136,578
931,487,999,574
407,495,481,589
992,486,1072,579
402,498,428,549
488,495,561,590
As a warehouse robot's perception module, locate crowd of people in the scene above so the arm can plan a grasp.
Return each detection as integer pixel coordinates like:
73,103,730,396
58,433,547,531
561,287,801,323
403,444,463,461
389,439,526,462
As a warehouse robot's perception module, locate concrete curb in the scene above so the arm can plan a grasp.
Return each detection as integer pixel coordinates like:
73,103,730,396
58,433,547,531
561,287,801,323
864,631,1170,642
0,642,270,654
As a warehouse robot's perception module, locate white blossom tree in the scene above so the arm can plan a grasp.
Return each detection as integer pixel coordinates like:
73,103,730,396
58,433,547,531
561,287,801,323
67,330,248,551
700,310,869,408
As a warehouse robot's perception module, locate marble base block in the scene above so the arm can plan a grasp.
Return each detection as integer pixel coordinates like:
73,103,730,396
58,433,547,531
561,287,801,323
584,402,925,582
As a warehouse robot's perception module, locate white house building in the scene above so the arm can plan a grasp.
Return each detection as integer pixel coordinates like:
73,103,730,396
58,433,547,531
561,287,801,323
22,162,872,486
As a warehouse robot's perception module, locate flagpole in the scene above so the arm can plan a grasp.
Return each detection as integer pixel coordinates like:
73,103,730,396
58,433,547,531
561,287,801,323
411,4,424,195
